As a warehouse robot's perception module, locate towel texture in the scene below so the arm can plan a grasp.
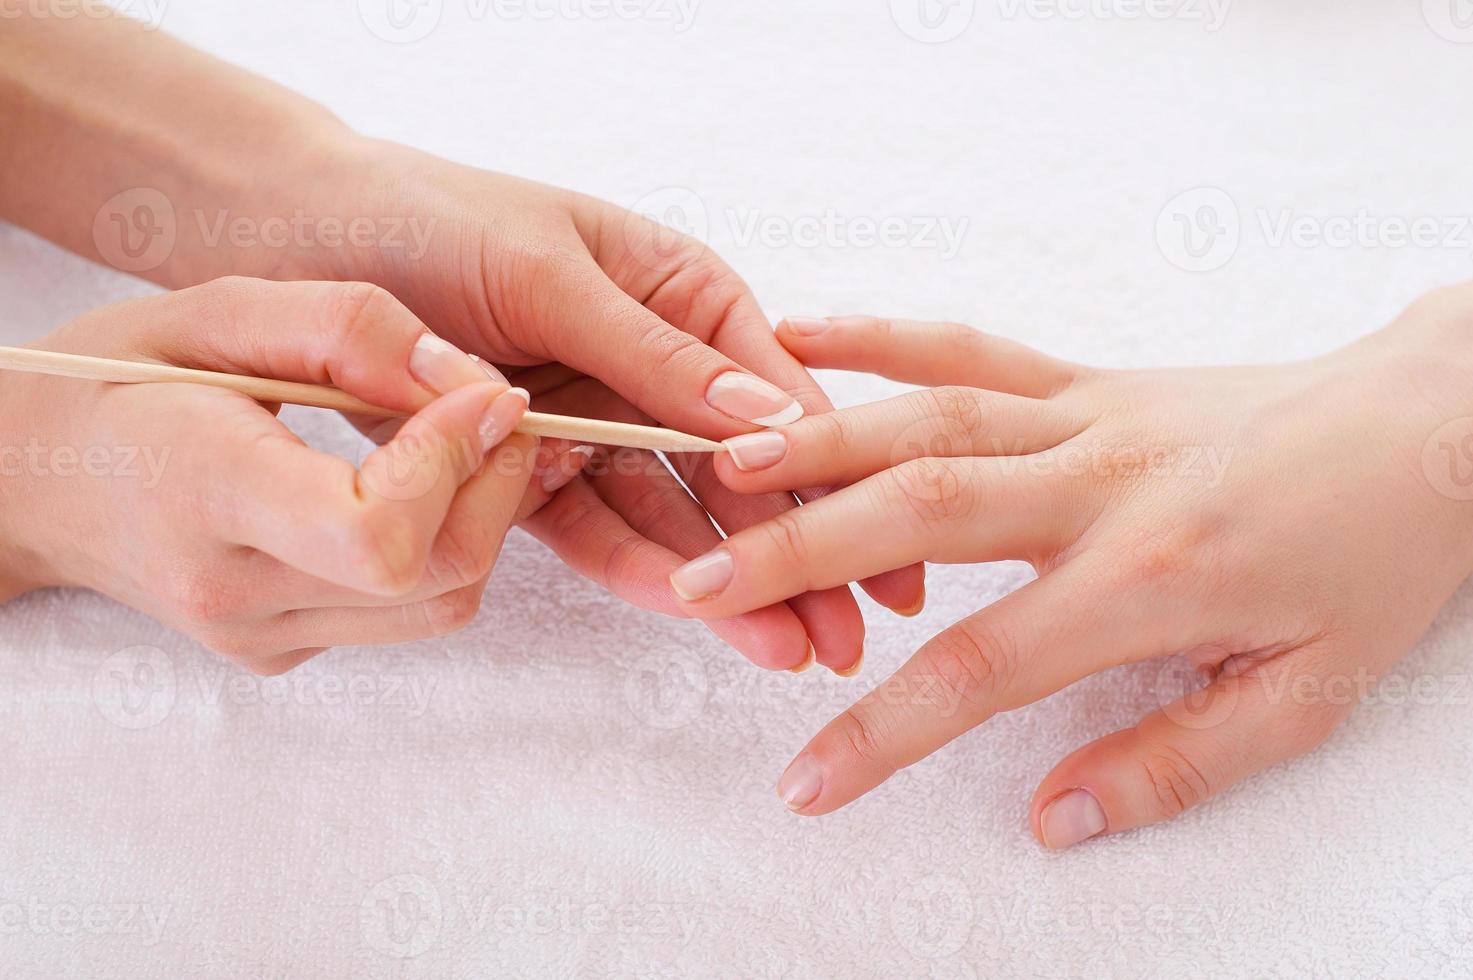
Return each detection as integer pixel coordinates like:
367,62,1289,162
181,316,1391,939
2,1,1472,976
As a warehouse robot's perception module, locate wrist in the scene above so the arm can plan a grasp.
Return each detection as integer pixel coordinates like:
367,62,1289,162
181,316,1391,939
158,120,377,286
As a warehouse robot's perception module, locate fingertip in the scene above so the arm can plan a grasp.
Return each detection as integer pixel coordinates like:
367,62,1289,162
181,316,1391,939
408,331,492,397
860,565,928,616
785,586,866,676
1033,787,1109,851
776,750,825,813
776,315,833,343
705,606,811,672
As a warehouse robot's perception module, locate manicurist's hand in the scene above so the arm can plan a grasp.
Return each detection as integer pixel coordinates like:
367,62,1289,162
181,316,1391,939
0,8,923,673
674,290,1473,846
0,277,548,675
303,150,899,673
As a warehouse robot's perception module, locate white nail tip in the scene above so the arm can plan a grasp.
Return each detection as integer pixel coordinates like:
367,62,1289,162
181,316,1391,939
750,402,804,427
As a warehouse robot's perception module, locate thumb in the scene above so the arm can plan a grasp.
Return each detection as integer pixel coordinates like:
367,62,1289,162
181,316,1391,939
1029,653,1351,850
120,277,498,412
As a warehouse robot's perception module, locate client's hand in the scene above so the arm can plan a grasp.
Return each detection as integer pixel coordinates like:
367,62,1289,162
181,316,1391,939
0,277,543,675
673,291,1473,846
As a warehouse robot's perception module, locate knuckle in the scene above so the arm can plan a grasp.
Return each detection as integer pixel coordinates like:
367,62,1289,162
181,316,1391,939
888,457,974,525
829,707,891,773
326,282,402,349
809,407,857,453
1139,744,1212,820
619,481,695,532
943,321,989,358
923,622,1012,715
203,274,265,302
1112,514,1226,594
633,328,707,382
165,567,246,628
867,317,896,346
424,585,484,635
922,386,987,447
757,511,810,570
599,531,651,593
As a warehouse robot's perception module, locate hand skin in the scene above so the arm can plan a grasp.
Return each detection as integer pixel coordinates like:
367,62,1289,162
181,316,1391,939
669,288,1473,846
0,8,925,674
0,276,566,676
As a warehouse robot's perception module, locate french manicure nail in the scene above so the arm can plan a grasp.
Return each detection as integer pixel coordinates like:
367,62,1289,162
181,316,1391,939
540,445,595,493
723,431,789,471
783,316,831,336
669,548,734,601
777,752,823,811
705,372,804,426
468,353,508,384
479,387,530,454
1040,789,1107,850
410,333,482,394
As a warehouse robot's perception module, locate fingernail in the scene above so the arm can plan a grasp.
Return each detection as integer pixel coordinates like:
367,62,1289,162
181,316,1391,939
723,431,789,471
706,372,804,426
834,648,864,678
1040,789,1107,850
788,643,815,674
777,752,823,811
479,387,529,454
896,586,927,618
541,445,594,493
783,316,831,336
669,548,734,601
468,353,508,384
410,333,482,394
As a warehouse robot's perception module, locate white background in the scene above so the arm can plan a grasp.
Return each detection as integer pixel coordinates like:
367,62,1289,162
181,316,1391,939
2,0,1473,976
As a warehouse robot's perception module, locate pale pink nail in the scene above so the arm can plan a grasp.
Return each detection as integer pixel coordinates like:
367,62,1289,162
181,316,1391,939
468,353,508,384
669,549,734,601
479,387,529,454
783,316,831,336
723,431,788,471
777,752,823,811
410,333,483,394
705,372,804,426
541,445,595,493
1040,789,1107,850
